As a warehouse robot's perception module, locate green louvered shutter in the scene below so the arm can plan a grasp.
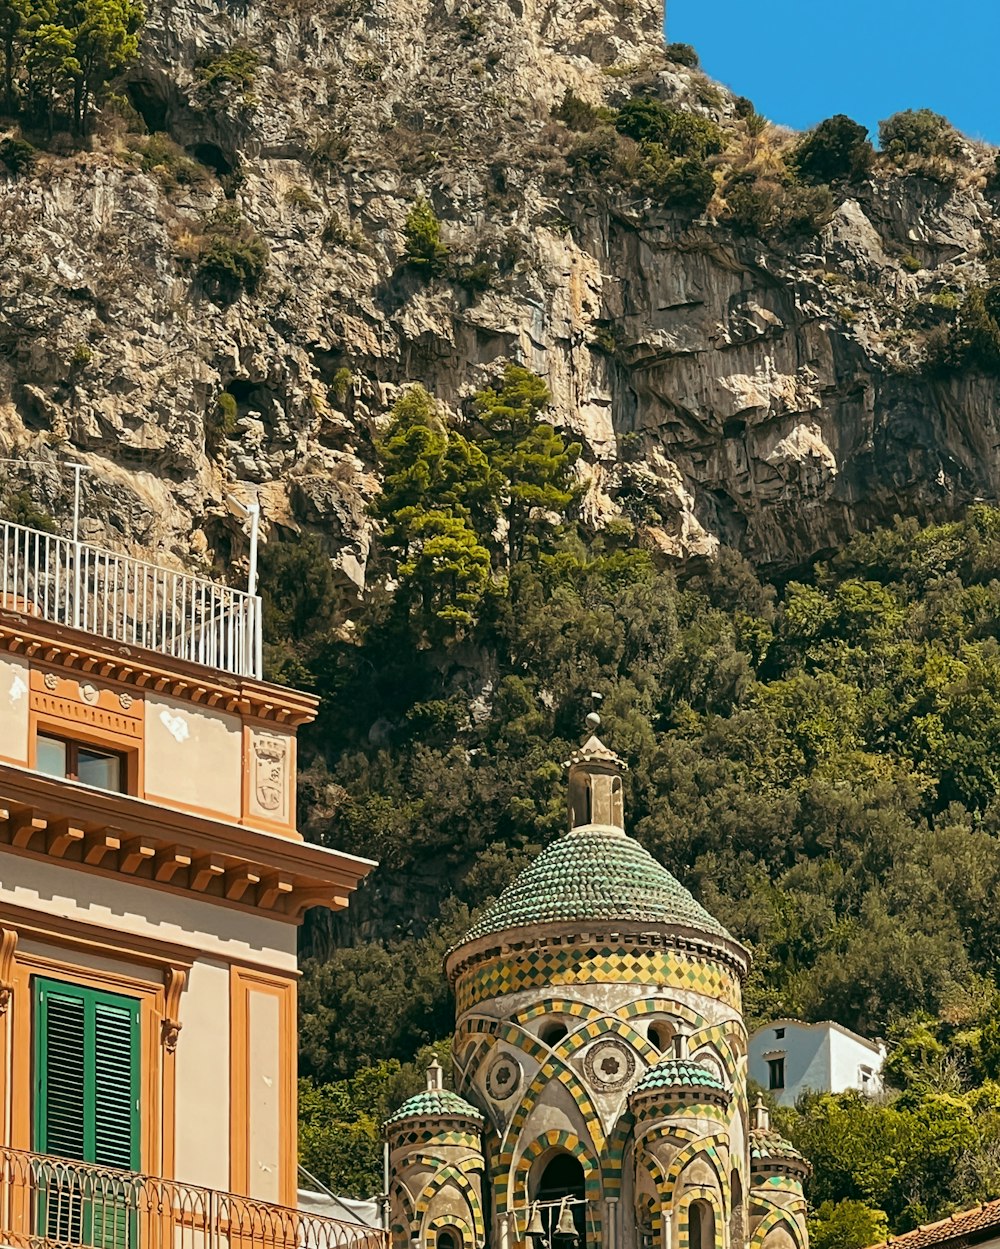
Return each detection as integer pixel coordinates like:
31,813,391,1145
34,979,140,1249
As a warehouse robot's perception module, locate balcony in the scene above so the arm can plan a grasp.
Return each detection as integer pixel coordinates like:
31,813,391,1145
0,519,262,681
0,1148,385,1249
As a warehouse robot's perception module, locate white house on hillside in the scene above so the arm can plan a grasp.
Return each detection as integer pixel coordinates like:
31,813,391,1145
749,1019,885,1106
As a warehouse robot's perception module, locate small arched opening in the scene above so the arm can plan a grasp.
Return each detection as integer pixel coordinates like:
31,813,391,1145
688,1199,715,1249
611,776,623,827
646,1021,673,1052
539,1019,569,1047
637,1198,656,1249
436,1231,460,1249
534,1153,587,1246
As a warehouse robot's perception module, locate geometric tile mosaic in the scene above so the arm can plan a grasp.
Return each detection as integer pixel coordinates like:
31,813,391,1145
456,946,742,1015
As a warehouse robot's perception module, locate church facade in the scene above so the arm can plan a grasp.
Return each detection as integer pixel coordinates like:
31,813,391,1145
385,730,810,1249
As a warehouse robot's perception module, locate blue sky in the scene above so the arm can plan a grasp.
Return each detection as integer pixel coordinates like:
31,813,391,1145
668,0,1000,147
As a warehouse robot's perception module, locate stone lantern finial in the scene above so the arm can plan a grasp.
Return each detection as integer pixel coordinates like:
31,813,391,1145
753,1094,770,1132
564,697,628,832
426,1058,443,1091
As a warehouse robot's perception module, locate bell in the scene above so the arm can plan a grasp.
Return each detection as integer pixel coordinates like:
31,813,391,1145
526,1204,545,1238
555,1199,578,1238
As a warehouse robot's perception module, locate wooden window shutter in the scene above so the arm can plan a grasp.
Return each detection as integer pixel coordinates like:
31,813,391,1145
34,978,140,1170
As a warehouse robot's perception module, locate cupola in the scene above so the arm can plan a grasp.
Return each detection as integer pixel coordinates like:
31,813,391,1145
384,1060,484,1132
565,711,627,831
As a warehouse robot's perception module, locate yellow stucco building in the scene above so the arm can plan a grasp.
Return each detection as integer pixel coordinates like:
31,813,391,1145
0,514,381,1249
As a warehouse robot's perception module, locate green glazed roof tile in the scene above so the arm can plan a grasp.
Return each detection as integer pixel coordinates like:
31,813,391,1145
749,1128,805,1164
459,825,732,945
631,1058,728,1097
383,1088,483,1129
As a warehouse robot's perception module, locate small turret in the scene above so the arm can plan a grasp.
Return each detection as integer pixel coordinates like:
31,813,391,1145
384,1060,485,1249
748,1095,811,1249
565,710,627,831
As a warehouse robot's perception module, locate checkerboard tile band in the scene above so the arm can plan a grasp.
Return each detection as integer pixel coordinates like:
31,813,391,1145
455,946,742,1015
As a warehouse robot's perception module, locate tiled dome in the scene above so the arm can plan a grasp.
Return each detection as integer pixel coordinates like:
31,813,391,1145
383,1088,483,1129
458,825,733,946
631,1058,728,1098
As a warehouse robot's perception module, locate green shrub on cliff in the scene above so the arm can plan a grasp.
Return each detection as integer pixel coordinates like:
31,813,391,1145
638,147,715,212
615,96,724,159
402,197,449,275
664,41,698,67
197,206,268,294
0,136,35,175
879,109,961,162
793,113,874,184
927,285,1000,374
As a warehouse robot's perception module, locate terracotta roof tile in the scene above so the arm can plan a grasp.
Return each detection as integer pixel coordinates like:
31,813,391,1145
868,1200,1000,1248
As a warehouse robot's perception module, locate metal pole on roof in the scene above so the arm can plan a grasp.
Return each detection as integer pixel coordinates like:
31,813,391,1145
70,463,84,542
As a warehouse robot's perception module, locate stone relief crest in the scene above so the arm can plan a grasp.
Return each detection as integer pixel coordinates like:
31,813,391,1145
253,733,287,813
485,1053,521,1102
78,681,99,705
584,1038,635,1092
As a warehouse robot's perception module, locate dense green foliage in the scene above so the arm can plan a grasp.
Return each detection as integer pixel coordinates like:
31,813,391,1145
929,284,1000,375
367,368,579,638
663,41,698,68
614,97,723,160
0,0,142,133
281,445,1000,1222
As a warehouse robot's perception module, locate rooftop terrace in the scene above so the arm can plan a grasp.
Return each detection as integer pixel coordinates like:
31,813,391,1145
0,517,262,680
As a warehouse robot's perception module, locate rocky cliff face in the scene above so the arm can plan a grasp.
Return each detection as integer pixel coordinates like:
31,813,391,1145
2,0,1000,585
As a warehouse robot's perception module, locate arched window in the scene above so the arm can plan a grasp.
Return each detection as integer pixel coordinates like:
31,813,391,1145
647,1022,671,1051
611,776,623,826
688,1200,714,1249
535,1153,586,1245
583,781,592,825
436,1231,459,1249
540,1019,569,1047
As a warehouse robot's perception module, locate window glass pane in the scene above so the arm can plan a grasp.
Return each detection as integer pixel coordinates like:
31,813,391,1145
77,748,122,792
36,735,67,778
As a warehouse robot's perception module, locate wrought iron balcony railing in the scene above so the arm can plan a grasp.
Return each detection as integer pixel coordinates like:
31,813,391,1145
0,519,262,680
0,1147,385,1249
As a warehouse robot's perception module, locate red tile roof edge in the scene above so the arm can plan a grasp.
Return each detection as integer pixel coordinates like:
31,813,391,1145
867,1199,1000,1248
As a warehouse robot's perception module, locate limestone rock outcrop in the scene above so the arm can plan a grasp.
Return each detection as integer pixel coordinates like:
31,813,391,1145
2,0,1000,583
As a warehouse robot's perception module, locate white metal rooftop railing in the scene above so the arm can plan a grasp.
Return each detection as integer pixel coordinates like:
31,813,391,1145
0,518,263,680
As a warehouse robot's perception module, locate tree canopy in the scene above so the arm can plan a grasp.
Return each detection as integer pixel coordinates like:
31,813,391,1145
267,371,1000,1230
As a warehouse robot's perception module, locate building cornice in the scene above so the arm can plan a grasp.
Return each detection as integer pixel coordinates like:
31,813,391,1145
0,612,317,727
0,762,376,920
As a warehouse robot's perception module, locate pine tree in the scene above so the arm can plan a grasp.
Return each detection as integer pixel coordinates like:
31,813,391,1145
472,364,581,565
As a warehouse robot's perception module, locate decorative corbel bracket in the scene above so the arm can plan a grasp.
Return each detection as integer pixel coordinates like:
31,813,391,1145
0,927,17,1015
161,965,187,1052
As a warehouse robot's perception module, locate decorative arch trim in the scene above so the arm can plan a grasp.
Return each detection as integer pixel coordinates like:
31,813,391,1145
425,1213,475,1249
750,1205,806,1249
666,1134,730,1209
413,1163,485,1242
516,999,607,1027
616,999,709,1029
